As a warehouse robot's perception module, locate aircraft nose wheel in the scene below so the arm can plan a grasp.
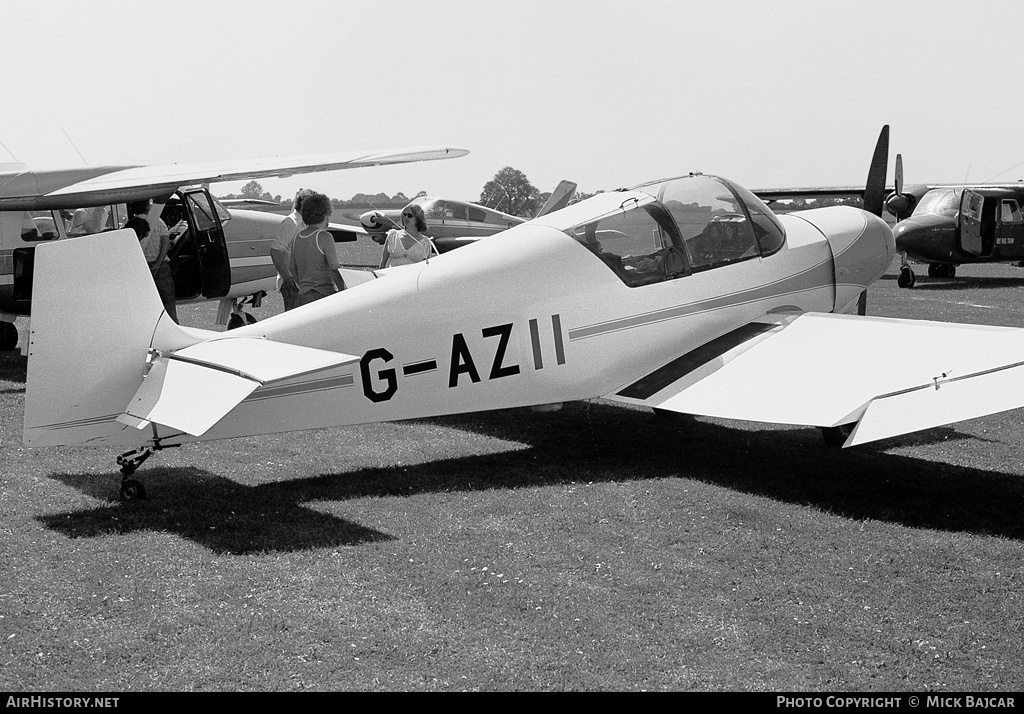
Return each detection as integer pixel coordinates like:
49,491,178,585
897,266,916,289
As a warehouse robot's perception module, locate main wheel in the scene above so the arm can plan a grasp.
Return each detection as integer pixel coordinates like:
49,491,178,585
820,424,854,447
227,313,245,330
0,322,17,351
120,479,147,501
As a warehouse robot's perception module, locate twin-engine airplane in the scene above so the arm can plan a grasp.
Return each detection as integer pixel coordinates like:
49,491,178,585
356,180,577,250
26,126,1024,501
0,145,469,349
883,154,1024,287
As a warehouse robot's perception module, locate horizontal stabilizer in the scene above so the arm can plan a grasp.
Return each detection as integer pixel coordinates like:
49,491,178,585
119,337,359,436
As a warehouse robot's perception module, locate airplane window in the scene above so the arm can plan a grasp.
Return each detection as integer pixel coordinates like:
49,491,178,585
468,206,486,222
1000,200,1022,223
447,203,468,220
962,192,983,222
64,205,114,236
916,188,962,218
11,211,59,241
187,193,217,231
424,200,446,220
566,203,688,287
729,183,786,256
655,176,760,271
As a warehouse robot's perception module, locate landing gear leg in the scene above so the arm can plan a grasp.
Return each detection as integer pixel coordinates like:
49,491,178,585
114,442,177,500
116,447,153,501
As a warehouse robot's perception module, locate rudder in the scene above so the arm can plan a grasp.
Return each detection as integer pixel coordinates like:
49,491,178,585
23,229,196,447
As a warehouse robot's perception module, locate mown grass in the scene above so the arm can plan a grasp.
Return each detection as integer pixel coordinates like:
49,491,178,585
1,260,1023,691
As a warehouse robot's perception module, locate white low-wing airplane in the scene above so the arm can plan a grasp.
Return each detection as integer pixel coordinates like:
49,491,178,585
0,145,469,348
24,148,1024,500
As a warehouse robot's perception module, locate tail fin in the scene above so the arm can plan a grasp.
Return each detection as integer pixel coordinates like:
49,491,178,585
536,180,577,217
23,229,200,447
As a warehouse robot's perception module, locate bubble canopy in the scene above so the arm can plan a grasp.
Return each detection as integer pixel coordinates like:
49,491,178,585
547,174,787,287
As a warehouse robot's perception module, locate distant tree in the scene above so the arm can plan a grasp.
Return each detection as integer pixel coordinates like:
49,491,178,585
240,181,264,199
479,167,539,218
414,190,428,198
568,190,597,205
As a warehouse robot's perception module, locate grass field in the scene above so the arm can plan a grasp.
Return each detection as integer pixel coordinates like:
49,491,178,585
1,256,1023,691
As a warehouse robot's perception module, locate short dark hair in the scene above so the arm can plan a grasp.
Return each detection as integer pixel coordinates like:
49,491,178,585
299,192,333,226
293,188,316,213
127,200,150,216
125,216,150,240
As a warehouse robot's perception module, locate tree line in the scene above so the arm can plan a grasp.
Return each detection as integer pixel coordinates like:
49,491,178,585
225,170,860,217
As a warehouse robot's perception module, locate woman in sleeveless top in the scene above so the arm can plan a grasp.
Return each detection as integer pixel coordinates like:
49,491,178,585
288,192,346,307
380,203,434,268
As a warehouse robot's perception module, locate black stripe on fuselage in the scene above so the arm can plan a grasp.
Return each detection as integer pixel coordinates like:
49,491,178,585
616,322,777,400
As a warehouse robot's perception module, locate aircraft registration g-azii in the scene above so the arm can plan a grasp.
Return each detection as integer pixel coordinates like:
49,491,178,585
356,180,577,251
882,154,1024,287
26,128,1024,501
0,145,469,349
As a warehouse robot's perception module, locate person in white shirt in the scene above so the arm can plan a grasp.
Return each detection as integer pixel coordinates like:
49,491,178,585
270,188,316,311
128,199,177,323
379,203,434,268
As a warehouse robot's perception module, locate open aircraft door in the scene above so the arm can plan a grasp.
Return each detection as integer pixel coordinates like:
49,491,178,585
169,188,231,300
959,189,992,257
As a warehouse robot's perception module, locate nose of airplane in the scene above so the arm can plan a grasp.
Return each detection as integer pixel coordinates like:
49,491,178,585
892,213,957,260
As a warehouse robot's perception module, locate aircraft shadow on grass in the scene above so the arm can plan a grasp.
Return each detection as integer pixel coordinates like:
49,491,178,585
39,401,1024,551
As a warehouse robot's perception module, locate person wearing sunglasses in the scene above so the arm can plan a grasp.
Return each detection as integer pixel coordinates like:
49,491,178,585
379,203,434,268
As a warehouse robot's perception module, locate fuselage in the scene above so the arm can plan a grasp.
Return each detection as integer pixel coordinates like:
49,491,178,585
152,176,896,446
894,185,1024,265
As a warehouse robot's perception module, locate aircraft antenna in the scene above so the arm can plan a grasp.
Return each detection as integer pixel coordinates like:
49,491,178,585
62,129,89,166
0,139,18,161
984,160,1024,182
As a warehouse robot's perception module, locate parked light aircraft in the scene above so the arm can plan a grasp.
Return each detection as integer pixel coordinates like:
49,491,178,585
357,180,577,251
883,154,1024,287
27,128,1024,501
0,146,469,349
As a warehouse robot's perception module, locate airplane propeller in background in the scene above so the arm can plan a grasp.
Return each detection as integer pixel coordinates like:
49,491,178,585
861,125,889,218
884,153,930,222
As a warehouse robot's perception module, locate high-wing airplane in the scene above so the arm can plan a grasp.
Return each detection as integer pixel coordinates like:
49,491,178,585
28,127,1024,502
356,180,578,251
882,154,1024,287
0,145,469,349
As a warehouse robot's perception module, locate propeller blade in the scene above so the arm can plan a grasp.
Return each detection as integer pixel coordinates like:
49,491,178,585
895,153,903,196
862,125,889,218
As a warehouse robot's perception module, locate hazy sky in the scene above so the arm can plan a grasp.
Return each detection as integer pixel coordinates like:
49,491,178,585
4,0,1023,203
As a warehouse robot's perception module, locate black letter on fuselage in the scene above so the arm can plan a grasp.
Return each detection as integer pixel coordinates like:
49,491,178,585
482,323,520,380
361,348,398,403
449,333,481,387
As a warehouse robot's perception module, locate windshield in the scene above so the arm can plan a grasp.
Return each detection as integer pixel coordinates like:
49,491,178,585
915,188,962,218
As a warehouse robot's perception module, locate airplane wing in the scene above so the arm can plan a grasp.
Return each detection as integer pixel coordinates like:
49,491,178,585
0,145,468,210
605,312,1024,447
118,337,359,436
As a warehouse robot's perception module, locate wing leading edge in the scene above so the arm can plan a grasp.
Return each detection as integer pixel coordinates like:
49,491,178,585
605,312,1024,447
0,145,469,209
